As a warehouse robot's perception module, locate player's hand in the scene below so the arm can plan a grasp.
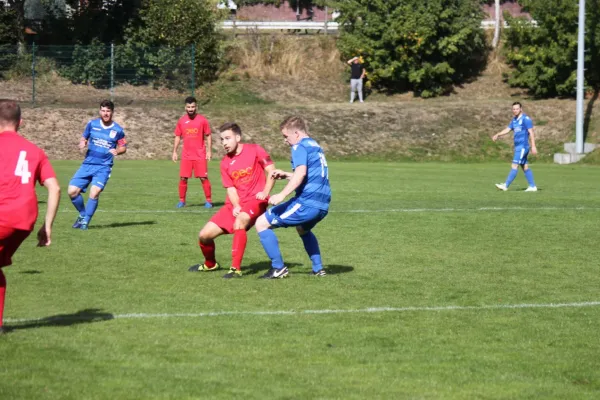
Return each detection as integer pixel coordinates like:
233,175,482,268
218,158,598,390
172,152,178,162
531,146,538,155
36,223,51,247
206,151,212,161
79,139,87,150
270,169,288,180
492,134,499,142
109,149,118,156
269,193,285,206
232,206,241,217
256,191,268,200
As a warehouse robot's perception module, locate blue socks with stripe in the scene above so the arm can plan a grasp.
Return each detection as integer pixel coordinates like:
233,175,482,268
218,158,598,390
83,198,99,225
71,194,85,216
300,231,323,272
258,230,284,269
524,169,536,187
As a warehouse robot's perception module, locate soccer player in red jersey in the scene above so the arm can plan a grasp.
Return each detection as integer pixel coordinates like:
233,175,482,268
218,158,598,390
172,96,213,208
0,99,61,334
188,122,276,278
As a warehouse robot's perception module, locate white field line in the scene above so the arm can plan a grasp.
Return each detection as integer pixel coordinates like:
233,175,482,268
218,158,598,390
5,301,600,324
55,206,600,214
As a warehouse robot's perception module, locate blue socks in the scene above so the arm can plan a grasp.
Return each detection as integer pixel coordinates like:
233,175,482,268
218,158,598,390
524,169,536,187
83,198,99,225
300,231,323,272
505,168,518,187
71,194,85,216
258,230,284,269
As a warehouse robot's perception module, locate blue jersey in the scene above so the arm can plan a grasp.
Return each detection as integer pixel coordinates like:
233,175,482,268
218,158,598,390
291,137,331,211
82,118,126,166
508,113,533,148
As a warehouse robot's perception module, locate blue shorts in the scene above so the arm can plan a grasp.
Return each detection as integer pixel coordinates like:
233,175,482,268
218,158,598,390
512,147,530,165
265,199,328,231
69,164,112,192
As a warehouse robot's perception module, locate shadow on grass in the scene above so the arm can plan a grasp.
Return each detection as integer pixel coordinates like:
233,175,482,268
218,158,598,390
19,270,43,275
187,201,225,208
242,262,353,276
89,221,157,229
4,308,114,333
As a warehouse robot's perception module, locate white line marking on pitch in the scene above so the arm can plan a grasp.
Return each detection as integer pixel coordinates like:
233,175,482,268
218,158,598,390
55,206,600,214
5,301,600,323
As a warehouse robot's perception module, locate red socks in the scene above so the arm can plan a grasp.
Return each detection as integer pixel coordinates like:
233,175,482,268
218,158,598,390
201,179,212,203
199,239,216,268
178,179,188,202
0,270,6,328
231,229,248,271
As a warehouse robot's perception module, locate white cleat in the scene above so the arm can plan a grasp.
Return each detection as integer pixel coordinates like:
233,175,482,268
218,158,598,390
495,183,508,191
525,186,538,192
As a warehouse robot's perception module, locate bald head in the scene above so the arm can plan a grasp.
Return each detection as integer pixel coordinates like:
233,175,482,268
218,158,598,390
0,99,21,131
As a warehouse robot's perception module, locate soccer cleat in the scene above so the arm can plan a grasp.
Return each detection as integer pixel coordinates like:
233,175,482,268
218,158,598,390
260,267,289,279
79,222,89,231
72,215,84,229
188,262,220,272
204,202,213,209
495,183,508,191
311,269,327,277
525,186,538,192
223,267,242,279
176,201,186,208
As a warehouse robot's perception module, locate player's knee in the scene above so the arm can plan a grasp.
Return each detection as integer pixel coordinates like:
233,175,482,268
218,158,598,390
296,226,308,236
180,177,188,182
255,215,269,232
234,215,251,231
67,186,80,198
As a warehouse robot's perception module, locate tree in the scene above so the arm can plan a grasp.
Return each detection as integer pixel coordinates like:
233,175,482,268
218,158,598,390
334,0,489,97
503,0,600,97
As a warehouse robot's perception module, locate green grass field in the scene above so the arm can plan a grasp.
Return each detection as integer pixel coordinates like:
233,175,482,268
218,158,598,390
1,160,600,399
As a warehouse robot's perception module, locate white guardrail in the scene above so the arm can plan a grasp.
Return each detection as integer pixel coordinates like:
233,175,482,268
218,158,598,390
222,20,519,31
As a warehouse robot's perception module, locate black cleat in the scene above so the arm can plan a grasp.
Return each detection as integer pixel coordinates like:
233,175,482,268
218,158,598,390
188,262,221,272
260,267,289,279
311,269,327,277
223,267,242,279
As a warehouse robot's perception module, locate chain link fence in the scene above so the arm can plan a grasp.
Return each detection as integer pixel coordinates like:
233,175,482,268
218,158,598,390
0,44,198,107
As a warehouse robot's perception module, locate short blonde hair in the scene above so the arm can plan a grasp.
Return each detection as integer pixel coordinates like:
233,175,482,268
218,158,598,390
280,116,308,134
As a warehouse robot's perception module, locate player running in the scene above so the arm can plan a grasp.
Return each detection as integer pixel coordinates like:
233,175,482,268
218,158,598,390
255,116,331,279
188,122,276,279
0,99,61,334
493,102,538,192
172,97,213,208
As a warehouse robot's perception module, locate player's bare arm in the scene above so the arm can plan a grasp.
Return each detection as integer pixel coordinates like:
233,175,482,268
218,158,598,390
227,187,242,216
79,138,87,149
37,177,61,247
347,56,358,64
528,128,538,155
206,133,212,161
109,145,127,156
256,164,277,200
492,127,512,142
269,165,307,206
172,136,181,162
270,169,292,180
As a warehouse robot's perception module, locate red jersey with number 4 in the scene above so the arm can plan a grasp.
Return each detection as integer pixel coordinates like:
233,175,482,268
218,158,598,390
0,131,56,231
174,114,211,160
220,144,273,204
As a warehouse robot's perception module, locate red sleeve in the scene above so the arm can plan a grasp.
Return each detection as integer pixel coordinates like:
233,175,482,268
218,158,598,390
220,159,233,188
37,150,56,185
174,120,182,137
256,145,273,169
204,118,211,136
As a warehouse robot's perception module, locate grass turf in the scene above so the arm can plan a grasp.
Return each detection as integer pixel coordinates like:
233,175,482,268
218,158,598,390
1,160,600,399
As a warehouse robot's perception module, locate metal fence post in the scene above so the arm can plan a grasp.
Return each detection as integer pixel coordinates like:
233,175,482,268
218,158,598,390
191,44,195,97
110,43,115,101
31,42,36,106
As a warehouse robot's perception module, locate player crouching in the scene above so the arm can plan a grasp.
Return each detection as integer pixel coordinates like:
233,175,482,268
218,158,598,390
188,123,276,278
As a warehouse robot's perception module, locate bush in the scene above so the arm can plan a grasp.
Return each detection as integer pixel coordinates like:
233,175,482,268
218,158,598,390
335,0,489,97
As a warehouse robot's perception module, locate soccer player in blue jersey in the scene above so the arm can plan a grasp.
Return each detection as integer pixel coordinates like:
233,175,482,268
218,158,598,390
67,100,127,230
493,102,538,192
255,116,331,279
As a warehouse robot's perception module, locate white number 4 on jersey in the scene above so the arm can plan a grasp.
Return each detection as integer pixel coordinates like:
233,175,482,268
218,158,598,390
14,151,32,184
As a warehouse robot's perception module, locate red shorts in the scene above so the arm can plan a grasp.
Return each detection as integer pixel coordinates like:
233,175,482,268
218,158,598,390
210,199,268,234
180,159,207,178
0,226,31,268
